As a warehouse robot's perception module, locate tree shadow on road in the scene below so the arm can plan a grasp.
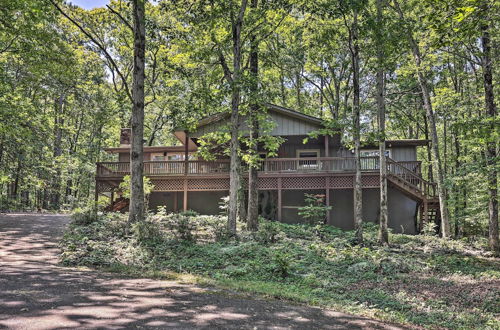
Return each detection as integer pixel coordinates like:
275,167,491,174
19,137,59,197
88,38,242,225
0,214,403,329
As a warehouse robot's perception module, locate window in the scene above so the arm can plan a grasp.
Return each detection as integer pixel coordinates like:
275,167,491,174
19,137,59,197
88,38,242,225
360,149,391,158
359,149,390,170
296,149,320,170
152,155,165,161
167,154,182,161
167,153,196,161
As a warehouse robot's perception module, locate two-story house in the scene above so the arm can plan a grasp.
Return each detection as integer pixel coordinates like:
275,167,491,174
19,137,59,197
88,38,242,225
96,104,439,234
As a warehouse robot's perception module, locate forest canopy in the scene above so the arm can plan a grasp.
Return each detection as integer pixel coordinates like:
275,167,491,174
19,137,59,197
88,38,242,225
0,0,498,249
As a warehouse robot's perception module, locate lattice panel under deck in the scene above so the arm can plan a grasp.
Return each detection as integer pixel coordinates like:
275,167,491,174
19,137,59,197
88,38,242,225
96,181,117,193
282,177,325,189
329,176,353,189
362,175,379,188
152,179,183,191
188,178,230,191
258,177,278,190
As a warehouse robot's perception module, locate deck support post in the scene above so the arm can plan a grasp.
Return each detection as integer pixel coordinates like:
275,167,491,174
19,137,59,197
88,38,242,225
183,179,188,211
324,135,329,157
174,192,178,212
184,131,189,175
423,198,428,226
325,177,330,224
277,177,282,222
94,180,99,202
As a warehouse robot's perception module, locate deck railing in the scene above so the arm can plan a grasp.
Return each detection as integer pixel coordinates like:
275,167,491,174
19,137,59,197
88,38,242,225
386,158,435,197
97,157,433,197
97,157,422,177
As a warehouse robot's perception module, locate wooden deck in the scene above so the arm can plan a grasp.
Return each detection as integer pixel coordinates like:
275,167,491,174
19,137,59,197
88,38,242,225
96,156,432,197
96,156,421,177
95,156,437,225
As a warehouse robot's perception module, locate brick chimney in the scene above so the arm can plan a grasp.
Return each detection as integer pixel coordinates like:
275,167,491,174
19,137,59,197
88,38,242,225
120,128,131,146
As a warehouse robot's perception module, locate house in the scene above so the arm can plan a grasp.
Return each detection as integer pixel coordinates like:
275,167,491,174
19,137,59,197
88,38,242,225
96,104,439,234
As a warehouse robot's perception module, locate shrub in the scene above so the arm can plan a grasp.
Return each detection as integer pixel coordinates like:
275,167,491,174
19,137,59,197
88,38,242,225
219,196,230,216
132,220,164,245
179,209,199,217
201,215,231,242
422,222,438,236
119,175,155,209
254,219,282,244
71,207,97,225
272,249,293,278
298,194,332,225
166,213,196,241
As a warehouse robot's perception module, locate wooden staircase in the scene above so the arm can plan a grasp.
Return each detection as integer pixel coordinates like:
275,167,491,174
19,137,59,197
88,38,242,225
385,158,440,232
419,199,441,231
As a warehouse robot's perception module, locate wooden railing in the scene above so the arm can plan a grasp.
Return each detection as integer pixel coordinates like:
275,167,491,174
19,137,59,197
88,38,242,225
97,157,421,176
97,157,432,196
386,158,435,197
261,157,380,172
97,160,231,177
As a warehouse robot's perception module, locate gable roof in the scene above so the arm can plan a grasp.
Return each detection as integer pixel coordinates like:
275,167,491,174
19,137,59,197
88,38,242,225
196,103,323,131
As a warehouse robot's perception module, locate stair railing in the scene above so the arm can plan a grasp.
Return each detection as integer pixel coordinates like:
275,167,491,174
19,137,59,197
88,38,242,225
386,157,436,198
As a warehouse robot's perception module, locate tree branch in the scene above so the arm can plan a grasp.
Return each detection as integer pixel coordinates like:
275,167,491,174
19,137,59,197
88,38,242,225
106,4,133,32
49,0,133,102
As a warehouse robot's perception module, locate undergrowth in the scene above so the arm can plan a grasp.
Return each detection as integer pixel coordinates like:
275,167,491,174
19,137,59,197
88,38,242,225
60,211,500,329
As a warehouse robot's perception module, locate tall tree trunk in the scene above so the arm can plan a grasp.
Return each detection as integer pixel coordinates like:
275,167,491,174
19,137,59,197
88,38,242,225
128,0,146,223
247,0,259,231
453,128,461,237
350,8,363,244
376,0,388,245
393,0,450,238
228,0,248,235
423,113,433,182
51,95,64,209
481,22,499,253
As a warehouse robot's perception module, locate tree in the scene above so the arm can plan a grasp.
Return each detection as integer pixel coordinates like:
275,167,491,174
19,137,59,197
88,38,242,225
128,0,146,223
480,13,498,253
392,0,451,238
50,0,147,223
375,0,389,245
247,0,260,231
346,4,364,244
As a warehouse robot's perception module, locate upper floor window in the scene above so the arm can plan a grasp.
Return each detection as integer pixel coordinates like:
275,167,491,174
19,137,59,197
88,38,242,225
296,149,320,169
360,149,391,158
297,149,320,158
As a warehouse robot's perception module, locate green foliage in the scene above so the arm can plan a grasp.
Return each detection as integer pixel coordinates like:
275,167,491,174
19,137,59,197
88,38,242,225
254,218,283,244
298,194,332,225
422,221,438,236
60,212,499,329
119,175,154,199
155,207,196,241
71,207,97,225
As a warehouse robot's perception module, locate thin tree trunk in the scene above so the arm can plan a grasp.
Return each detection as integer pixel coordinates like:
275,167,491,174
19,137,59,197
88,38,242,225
393,0,450,238
51,95,64,209
247,0,259,231
350,8,363,244
128,0,146,223
376,0,388,245
481,22,499,253
228,0,248,235
453,128,461,237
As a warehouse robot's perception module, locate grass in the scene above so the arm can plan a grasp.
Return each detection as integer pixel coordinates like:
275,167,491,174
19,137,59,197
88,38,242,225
60,210,500,329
